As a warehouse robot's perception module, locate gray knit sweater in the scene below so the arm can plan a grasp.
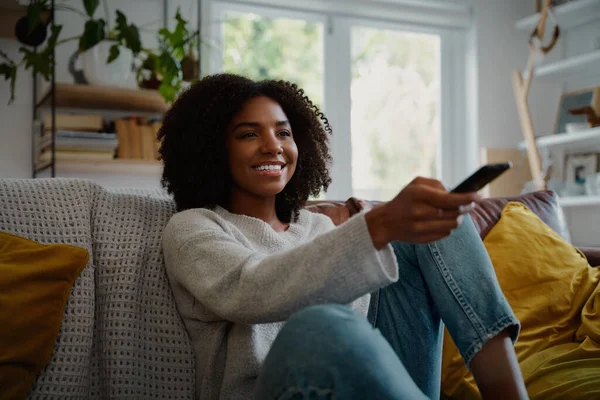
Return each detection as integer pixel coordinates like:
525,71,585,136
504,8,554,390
162,205,399,400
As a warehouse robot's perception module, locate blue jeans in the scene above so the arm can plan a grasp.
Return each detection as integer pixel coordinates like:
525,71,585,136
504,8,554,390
254,215,520,399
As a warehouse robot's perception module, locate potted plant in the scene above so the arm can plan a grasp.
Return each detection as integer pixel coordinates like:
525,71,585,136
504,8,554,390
75,0,142,87
136,8,199,103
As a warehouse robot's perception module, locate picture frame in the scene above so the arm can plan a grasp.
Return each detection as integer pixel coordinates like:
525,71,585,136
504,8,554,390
553,87,600,135
565,153,598,189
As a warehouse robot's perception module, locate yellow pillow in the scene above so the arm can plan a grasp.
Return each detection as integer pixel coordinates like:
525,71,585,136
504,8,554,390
0,231,89,400
441,202,600,400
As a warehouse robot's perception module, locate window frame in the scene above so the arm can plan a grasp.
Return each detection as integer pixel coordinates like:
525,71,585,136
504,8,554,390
200,0,477,200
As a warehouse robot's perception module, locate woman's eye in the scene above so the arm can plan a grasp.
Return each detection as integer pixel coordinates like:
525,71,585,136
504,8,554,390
241,132,257,138
279,130,291,137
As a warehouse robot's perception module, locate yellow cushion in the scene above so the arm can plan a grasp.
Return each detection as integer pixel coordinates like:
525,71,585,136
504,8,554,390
441,202,600,400
0,231,88,400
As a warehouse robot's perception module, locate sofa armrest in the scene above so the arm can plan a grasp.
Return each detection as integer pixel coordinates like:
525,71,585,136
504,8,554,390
580,247,600,267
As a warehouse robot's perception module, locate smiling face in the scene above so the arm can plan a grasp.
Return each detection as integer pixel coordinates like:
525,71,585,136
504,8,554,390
226,96,298,203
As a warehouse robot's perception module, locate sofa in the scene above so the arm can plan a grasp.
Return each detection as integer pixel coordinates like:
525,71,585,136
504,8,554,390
0,177,598,399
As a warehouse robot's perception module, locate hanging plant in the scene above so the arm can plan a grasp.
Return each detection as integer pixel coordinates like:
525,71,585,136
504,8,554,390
14,1,51,46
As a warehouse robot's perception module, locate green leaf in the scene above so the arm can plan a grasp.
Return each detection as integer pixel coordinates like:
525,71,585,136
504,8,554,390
46,23,61,49
0,63,17,104
115,11,141,55
158,50,180,78
107,43,120,63
19,24,62,81
79,19,105,52
158,80,178,103
170,10,188,46
26,2,43,35
83,0,99,17
175,9,186,27
20,47,49,80
125,24,141,54
115,10,127,31
157,28,172,49
157,9,190,61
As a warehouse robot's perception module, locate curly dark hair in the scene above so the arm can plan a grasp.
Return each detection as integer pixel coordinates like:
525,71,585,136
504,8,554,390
158,73,333,222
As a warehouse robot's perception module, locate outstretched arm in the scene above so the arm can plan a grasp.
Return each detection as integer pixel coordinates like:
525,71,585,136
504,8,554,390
163,210,398,324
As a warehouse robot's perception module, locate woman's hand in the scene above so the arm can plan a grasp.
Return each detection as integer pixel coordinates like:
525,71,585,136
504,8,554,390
365,177,480,249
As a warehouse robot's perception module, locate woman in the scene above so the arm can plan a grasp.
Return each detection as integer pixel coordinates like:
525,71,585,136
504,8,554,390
159,74,528,400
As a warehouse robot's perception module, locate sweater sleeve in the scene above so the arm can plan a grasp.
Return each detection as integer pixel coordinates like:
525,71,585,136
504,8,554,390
163,211,398,324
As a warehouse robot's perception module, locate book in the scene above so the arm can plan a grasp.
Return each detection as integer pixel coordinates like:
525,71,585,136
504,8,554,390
114,118,132,158
43,114,103,132
139,124,157,160
36,149,53,170
126,118,143,159
54,133,118,150
55,150,115,162
55,130,118,140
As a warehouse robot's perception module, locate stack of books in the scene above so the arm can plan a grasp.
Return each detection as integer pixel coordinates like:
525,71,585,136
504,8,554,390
35,114,162,169
114,117,162,160
36,114,117,167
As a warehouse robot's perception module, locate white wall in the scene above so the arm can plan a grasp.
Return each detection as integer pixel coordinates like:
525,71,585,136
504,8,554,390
0,0,551,181
469,0,560,148
0,38,33,178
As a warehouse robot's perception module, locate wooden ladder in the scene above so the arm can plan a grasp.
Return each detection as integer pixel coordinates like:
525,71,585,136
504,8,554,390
512,0,557,191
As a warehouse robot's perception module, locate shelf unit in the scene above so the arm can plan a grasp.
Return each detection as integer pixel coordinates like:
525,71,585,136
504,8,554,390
34,84,168,178
23,0,169,179
529,49,600,82
36,83,168,114
513,1,600,209
517,126,600,152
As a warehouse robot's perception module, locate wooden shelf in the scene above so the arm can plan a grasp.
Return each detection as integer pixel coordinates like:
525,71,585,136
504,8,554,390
528,49,600,82
516,0,600,32
55,159,162,175
518,126,600,152
559,195,600,207
37,84,169,114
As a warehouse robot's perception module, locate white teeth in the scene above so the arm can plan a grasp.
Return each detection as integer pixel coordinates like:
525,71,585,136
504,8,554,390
254,165,282,171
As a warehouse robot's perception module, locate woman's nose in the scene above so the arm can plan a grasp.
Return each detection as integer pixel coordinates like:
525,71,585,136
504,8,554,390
260,133,282,155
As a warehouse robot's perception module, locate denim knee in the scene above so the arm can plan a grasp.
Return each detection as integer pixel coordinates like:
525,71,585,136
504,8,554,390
255,304,428,400
287,304,361,331
275,304,371,361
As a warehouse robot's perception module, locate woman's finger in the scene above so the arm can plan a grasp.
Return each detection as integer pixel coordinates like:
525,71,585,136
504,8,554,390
412,176,447,191
411,218,461,236
412,204,474,220
416,185,480,209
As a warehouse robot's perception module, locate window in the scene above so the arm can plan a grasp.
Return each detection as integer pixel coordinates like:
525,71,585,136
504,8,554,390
351,26,440,200
222,11,324,106
207,1,470,200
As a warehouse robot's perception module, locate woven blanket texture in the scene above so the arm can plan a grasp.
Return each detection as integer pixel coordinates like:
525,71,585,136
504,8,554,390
0,178,195,399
